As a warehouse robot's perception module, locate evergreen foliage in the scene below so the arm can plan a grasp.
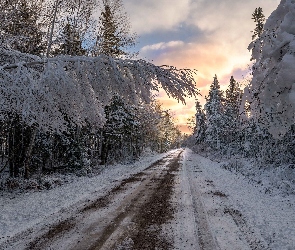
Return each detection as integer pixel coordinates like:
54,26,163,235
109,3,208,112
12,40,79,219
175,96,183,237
93,0,137,57
251,7,265,40
223,76,243,145
194,101,206,144
101,95,140,164
53,22,86,56
0,0,46,55
204,75,226,149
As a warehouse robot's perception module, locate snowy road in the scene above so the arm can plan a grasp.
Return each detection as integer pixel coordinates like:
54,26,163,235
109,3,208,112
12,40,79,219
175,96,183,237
1,148,295,249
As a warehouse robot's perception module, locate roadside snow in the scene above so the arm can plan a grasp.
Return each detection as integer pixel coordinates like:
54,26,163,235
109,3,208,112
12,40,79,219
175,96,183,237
184,149,295,249
2,148,294,250
0,150,172,244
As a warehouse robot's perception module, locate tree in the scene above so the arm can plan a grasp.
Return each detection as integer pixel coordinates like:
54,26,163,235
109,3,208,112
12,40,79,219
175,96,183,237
204,75,226,149
251,7,265,40
93,0,137,57
45,0,96,57
100,95,140,164
53,22,86,56
224,76,243,144
0,48,198,177
0,0,46,55
194,101,206,143
247,0,295,138
187,116,196,134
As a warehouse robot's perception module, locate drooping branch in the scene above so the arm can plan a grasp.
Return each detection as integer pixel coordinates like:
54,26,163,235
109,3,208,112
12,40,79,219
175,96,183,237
0,49,198,132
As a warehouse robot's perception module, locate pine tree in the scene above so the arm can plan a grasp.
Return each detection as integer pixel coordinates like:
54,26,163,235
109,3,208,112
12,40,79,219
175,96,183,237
194,101,206,143
54,22,86,56
93,0,137,57
224,76,243,144
0,0,46,55
251,7,265,40
204,75,225,149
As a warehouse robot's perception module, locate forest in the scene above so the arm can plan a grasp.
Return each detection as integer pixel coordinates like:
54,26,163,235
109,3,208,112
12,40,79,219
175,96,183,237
1,0,295,190
0,0,198,186
1,1,295,249
187,3,295,171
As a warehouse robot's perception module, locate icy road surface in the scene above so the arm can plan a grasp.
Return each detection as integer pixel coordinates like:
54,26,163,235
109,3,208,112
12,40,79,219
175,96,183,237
1,148,295,249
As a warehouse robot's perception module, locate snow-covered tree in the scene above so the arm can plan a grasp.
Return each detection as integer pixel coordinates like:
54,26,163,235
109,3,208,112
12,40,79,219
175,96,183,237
0,48,198,177
0,0,198,177
204,75,226,149
155,107,181,152
0,0,46,55
100,95,140,164
0,49,197,132
224,76,243,144
251,7,265,40
194,101,206,143
247,0,295,138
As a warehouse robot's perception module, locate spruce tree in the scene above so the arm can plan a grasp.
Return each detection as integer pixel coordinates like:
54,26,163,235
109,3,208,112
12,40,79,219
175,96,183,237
204,75,225,149
93,0,137,57
194,101,206,143
224,76,243,147
0,0,46,55
251,7,265,40
101,95,139,164
54,22,86,56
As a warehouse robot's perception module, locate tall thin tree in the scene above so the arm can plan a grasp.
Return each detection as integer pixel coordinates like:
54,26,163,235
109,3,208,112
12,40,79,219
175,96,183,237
93,0,137,57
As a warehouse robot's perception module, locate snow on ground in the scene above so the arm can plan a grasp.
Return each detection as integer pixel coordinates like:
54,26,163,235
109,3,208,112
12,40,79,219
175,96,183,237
2,148,294,249
221,157,295,197
0,150,172,244
183,148,295,250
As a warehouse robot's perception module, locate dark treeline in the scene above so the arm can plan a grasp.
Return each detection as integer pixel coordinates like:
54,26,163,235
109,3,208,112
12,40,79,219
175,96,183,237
0,98,181,179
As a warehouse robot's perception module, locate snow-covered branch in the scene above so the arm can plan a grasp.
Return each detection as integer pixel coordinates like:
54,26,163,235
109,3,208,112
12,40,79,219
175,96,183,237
248,0,295,138
0,48,198,131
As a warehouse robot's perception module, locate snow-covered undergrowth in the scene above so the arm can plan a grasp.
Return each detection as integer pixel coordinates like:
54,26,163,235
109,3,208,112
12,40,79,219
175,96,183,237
190,142,295,197
0,150,171,243
221,157,295,197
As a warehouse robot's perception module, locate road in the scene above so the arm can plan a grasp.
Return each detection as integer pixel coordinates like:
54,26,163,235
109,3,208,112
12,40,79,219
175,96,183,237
2,149,268,250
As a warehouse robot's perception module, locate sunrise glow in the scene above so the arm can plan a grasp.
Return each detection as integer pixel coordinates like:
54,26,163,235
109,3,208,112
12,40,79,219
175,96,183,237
122,0,280,133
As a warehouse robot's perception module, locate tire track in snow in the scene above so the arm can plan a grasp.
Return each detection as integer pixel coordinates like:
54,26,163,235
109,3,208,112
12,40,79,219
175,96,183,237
183,161,219,249
5,150,182,250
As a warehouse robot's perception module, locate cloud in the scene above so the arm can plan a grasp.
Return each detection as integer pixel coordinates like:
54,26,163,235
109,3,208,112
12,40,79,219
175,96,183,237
123,0,191,34
141,41,230,87
141,41,185,52
177,124,192,134
122,0,281,132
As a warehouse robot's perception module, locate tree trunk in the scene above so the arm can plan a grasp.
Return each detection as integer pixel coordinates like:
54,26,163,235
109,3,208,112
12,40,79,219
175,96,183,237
24,128,37,179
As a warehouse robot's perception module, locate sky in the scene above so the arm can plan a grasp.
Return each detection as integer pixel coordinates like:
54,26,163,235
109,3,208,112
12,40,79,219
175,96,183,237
122,0,281,134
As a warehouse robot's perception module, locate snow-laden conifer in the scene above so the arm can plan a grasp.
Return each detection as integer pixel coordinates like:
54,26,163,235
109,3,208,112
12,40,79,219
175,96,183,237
194,101,206,143
247,0,295,138
204,75,226,149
